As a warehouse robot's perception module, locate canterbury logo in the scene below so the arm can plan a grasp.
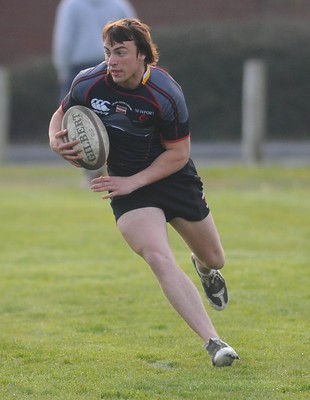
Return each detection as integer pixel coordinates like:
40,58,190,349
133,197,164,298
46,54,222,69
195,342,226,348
91,98,111,112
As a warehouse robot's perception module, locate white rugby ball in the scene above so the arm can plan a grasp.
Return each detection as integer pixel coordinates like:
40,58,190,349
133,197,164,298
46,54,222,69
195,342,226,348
62,105,109,170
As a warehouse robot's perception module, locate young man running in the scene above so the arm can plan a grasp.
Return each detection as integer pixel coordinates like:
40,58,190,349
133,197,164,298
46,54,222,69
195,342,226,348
49,18,239,367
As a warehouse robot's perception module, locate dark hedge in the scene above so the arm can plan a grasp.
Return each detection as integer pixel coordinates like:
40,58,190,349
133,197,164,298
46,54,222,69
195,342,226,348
9,18,310,143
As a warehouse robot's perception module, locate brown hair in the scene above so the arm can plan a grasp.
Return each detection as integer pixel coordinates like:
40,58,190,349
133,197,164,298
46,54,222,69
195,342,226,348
103,18,159,65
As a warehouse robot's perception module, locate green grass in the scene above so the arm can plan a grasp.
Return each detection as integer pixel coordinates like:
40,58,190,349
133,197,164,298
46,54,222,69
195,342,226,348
0,164,309,400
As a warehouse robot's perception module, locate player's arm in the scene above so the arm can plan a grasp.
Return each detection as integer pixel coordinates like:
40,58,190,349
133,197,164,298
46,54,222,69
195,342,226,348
48,106,83,166
91,136,190,199
133,137,190,186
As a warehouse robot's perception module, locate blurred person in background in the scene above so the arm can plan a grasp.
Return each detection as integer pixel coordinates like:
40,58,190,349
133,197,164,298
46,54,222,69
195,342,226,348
52,0,137,183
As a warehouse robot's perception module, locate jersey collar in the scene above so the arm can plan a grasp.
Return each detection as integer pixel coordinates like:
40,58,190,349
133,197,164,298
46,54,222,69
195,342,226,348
141,65,151,85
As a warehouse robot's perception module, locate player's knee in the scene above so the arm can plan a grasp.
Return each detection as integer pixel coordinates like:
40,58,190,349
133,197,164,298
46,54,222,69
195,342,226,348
213,256,225,270
142,250,173,276
211,252,225,270
202,249,225,270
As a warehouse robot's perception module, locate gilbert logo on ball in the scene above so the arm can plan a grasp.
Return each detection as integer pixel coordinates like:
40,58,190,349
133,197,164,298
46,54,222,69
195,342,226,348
71,112,97,163
62,105,109,170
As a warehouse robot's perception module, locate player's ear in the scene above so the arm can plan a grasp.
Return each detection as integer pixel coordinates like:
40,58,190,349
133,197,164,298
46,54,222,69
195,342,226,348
137,52,146,62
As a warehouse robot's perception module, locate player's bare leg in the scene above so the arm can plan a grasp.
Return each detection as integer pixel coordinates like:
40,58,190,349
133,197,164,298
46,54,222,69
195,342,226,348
117,207,219,342
117,207,239,366
171,212,224,269
171,213,229,310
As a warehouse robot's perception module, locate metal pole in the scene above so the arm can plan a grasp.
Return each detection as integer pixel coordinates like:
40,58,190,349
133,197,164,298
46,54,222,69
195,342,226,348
0,66,10,164
242,59,267,165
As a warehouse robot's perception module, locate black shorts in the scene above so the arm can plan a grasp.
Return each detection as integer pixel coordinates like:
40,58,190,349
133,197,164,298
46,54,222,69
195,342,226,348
110,161,210,222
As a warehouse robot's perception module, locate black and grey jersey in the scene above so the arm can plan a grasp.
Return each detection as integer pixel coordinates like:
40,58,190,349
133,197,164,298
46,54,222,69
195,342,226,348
62,62,191,176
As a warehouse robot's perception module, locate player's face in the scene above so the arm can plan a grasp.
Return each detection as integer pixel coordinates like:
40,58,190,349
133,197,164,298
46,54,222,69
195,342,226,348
104,40,146,89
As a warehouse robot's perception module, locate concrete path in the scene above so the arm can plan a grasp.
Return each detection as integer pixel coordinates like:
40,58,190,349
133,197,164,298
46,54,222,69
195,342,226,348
4,141,310,167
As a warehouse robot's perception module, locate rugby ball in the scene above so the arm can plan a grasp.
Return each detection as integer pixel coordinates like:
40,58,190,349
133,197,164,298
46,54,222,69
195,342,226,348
62,105,109,170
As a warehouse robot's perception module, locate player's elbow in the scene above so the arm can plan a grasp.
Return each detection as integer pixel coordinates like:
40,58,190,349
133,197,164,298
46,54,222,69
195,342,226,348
164,138,190,169
177,147,190,167
179,154,190,169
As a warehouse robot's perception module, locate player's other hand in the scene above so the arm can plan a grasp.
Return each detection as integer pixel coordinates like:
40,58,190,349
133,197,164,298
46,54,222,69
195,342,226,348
90,175,139,199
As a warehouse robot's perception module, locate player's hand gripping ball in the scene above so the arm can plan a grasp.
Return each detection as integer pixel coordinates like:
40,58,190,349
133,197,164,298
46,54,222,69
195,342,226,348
62,105,109,170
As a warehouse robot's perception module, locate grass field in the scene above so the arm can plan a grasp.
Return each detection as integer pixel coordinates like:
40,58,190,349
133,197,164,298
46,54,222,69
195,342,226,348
0,164,309,400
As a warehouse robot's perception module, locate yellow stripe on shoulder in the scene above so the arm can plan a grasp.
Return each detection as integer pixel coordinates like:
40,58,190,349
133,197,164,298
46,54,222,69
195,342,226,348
141,65,151,85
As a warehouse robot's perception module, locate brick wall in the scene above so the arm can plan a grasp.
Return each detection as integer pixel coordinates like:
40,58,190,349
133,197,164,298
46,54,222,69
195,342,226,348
1,0,57,64
1,0,309,65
